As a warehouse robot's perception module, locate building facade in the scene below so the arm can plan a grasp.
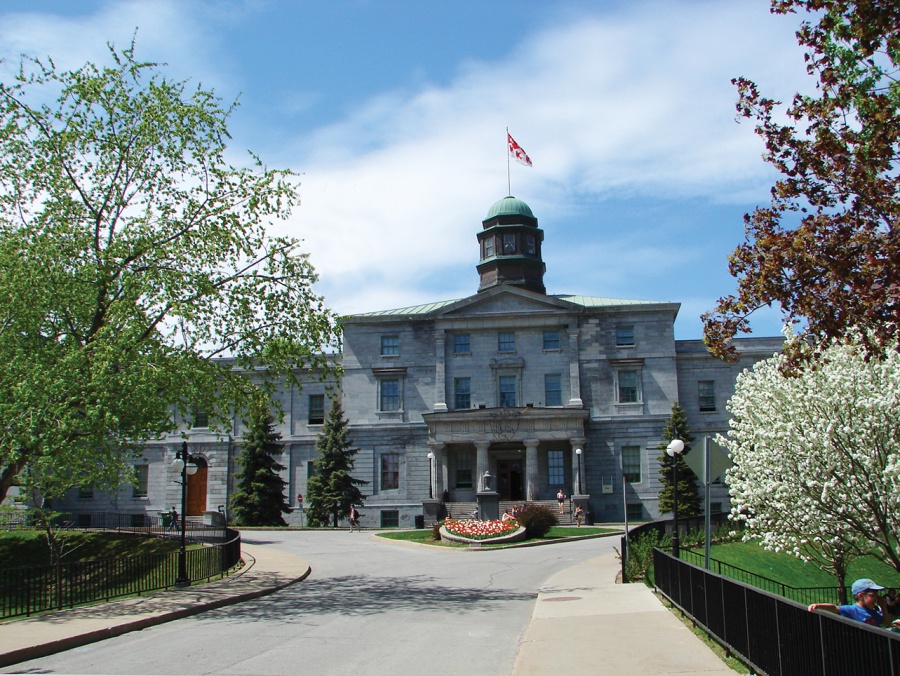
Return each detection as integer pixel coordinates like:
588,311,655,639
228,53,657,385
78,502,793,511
57,196,781,527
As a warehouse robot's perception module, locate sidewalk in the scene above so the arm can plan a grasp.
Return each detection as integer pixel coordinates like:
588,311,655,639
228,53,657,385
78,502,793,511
512,552,734,676
0,543,311,668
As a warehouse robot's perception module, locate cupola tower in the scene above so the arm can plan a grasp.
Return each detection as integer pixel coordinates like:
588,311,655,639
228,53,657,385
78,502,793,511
476,196,546,294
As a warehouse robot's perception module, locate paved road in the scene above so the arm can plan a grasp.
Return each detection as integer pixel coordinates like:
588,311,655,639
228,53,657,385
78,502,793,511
6,531,619,676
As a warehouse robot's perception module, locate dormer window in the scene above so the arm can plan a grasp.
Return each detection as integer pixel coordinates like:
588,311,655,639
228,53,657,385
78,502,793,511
483,237,495,258
526,235,536,255
502,233,516,254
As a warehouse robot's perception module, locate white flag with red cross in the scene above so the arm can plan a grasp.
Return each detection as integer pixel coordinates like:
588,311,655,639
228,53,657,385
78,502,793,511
507,133,532,167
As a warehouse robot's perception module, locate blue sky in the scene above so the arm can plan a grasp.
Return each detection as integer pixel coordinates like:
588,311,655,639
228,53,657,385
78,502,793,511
0,0,815,340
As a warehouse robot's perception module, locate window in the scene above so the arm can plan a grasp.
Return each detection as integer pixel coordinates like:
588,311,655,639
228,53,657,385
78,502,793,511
483,236,495,258
307,461,317,480
192,407,209,428
381,510,399,528
380,379,400,411
548,450,564,485
545,374,562,407
499,376,517,407
616,326,635,347
381,335,399,356
78,485,93,500
543,330,560,350
454,377,471,410
698,380,716,411
626,503,643,521
308,394,325,424
526,235,536,255
454,334,471,354
381,453,399,490
502,233,516,254
711,502,723,514
622,445,641,483
498,332,515,351
617,370,639,403
456,451,473,488
133,465,148,498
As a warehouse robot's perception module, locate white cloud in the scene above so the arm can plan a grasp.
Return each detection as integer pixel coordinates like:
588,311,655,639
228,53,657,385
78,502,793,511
279,1,812,326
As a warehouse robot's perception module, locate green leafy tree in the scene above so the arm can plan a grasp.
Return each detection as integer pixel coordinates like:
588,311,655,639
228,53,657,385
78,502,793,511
306,399,367,527
703,0,900,363
230,397,291,527
0,42,339,504
656,402,701,517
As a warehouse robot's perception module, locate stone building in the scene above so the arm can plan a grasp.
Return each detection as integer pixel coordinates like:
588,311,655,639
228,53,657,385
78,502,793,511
56,196,781,528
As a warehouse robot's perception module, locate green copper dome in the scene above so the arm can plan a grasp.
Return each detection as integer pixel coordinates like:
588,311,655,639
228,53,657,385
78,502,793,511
485,196,534,220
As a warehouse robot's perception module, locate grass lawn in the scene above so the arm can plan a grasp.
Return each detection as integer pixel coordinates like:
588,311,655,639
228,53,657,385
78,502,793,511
377,525,617,547
0,530,182,569
692,540,900,589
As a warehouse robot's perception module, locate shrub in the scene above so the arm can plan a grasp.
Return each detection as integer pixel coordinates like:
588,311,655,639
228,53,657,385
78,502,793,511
430,520,444,542
516,503,558,538
617,530,672,583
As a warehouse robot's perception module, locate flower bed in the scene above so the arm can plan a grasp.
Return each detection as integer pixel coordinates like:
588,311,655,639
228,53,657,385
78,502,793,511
443,519,520,541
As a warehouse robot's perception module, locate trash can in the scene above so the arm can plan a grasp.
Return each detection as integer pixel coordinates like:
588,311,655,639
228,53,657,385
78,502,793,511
586,512,594,526
415,514,425,529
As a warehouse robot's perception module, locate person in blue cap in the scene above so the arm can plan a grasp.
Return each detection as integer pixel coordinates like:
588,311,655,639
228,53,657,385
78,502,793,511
808,578,900,627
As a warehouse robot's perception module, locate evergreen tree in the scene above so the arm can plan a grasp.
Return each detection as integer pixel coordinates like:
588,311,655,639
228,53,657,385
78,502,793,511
306,398,368,527
656,401,701,517
230,397,291,526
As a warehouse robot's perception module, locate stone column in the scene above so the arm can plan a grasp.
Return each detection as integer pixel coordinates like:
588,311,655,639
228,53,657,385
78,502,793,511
475,442,490,492
428,441,446,499
567,327,583,407
434,330,448,411
524,439,540,501
571,437,586,495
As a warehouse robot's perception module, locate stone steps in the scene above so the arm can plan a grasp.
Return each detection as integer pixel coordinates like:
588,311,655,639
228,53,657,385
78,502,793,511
445,500,578,525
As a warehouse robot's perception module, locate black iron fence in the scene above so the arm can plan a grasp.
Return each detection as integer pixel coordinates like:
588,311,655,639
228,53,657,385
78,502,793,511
0,513,241,619
679,548,841,606
620,512,732,583
654,547,900,676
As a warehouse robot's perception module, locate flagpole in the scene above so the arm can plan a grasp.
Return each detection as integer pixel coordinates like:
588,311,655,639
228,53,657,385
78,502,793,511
506,126,511,195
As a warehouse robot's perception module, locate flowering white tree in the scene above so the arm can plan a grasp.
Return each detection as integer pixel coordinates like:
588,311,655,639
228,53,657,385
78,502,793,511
723,327,900,600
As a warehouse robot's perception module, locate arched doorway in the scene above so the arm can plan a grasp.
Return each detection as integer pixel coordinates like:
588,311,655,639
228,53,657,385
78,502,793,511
186,457,208,516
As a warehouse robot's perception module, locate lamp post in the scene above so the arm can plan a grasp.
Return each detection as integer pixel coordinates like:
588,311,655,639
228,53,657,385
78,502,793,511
666,439,685,558
427,451,435,500
171,441,198,586
575,447,583,495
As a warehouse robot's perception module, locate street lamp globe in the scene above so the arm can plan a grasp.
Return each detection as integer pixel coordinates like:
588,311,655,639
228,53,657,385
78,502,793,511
666,439,685,457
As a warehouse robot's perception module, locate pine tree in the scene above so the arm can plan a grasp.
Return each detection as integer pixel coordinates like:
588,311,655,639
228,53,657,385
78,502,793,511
230,397,291,526
656,401,701,517
306,398,368,527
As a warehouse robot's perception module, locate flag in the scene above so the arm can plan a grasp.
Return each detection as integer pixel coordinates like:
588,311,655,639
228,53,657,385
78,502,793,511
508,133,532,167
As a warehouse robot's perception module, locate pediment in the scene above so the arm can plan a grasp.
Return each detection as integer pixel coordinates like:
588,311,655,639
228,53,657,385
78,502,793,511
438,288,580,317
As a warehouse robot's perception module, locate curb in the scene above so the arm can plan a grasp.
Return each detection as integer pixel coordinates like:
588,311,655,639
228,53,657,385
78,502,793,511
0,554,312,669
371,529,623,551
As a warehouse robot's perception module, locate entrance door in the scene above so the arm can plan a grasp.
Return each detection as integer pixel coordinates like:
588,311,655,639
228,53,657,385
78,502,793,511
186,459,208,516
497,460,524,501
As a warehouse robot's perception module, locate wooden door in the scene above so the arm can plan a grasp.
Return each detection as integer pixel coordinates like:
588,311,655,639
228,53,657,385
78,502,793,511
186,466,208,516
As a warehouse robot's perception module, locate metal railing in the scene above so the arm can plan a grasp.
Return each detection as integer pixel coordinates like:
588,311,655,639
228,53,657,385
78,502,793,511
654,548,900,676
679,548,841,606
0,513,241,619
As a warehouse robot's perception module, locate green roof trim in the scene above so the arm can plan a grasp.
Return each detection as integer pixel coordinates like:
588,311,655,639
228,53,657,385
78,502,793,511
352,299,461,317
348,294,670,319
485,196,534,220
552,295,667,307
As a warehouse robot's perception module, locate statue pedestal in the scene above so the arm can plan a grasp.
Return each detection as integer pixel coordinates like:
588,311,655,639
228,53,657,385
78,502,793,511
422,499,442,526
476,491,500,521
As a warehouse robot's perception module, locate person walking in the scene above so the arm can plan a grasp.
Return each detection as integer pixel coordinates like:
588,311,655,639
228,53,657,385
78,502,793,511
557,488,566,514
348,505,361,532
166,507,179,532
575,504,584,527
